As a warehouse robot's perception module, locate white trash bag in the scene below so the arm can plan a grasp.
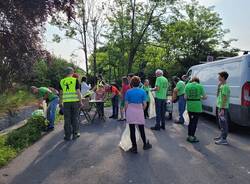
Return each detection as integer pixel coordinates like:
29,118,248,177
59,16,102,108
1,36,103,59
148,91,156,119
119,124,140,151
183,110,190,126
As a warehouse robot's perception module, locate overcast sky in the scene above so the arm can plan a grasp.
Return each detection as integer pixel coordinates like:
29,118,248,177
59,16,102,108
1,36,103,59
43,0,250,69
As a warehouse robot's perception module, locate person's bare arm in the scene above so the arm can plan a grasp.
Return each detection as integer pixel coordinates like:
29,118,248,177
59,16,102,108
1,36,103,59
125,101,128,111
151,86,159,91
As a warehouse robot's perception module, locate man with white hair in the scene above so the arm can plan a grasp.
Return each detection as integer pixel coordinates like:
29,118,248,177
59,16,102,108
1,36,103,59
151,69,169,131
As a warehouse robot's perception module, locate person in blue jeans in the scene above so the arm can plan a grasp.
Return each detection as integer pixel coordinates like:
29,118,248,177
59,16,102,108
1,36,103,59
31,86,59,131
151,69,169,131
172,77,186,124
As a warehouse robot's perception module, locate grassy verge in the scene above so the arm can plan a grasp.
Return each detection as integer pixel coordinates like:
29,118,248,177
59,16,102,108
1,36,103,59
0,87,36,115
0,111,63,168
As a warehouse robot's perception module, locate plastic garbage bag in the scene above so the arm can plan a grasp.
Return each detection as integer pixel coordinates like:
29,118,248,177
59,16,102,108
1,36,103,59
166,99,173,113
148,91,156,119
172,102,179,121
119,124,140,151
183,110,190,126
32,109,44,117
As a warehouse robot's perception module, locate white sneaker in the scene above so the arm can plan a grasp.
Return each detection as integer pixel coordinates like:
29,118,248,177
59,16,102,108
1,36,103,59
215,139,228,145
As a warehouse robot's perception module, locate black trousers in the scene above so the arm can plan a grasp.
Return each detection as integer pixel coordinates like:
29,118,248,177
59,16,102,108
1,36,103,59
188,112,200,136
96,102,104,117
111,95,119,118
129,124,146,147
144,102,149,118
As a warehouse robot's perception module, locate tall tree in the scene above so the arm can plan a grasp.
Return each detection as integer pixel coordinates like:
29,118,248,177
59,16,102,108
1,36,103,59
109,0,176,74
51,0,108,75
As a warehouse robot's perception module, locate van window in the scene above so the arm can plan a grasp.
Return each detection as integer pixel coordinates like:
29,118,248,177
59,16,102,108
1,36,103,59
196,61,241,85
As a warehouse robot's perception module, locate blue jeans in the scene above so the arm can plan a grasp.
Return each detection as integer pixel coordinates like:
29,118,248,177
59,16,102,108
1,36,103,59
47,97,59,128
178,95,186,123
218,109,229,139
155,98,166,128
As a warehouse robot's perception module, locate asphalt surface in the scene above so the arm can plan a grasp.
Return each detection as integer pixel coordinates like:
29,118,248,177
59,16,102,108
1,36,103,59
1,108,250,184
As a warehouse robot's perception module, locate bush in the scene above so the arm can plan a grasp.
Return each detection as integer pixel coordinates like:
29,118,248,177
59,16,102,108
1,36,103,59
5,116,48,151
0,136,17,167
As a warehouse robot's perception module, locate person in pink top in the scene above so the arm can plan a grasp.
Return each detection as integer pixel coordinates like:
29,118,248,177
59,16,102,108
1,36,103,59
118,76,130,121
125,76,152,154
95,83,106,118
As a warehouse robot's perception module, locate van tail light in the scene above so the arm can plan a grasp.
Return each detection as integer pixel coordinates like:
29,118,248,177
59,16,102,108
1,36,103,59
242,82,250,106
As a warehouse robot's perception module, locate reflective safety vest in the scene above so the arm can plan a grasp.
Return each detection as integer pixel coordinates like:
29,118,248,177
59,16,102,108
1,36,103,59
60,77,79,102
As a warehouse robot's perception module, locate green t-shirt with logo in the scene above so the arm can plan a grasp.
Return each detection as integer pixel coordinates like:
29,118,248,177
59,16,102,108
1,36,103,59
176,80,185,96
38,87,57,102
155,76,168,100
185,82,205,113
143,85,150,102
217,84,230,109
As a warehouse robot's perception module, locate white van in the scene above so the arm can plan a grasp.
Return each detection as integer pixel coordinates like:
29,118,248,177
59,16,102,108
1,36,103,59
187,54,250,127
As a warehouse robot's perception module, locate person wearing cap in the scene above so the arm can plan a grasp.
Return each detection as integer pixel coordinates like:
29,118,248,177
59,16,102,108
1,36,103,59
59,67,83,141
31,86,59,131
214,71,230,145
151,69,169,131
172,76,186,124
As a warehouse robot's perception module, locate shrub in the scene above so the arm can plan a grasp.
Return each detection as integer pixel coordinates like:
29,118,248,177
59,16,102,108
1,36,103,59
5,116,48,151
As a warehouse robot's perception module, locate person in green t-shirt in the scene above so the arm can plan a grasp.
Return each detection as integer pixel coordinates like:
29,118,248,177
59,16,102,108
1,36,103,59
185,77,207,143
173,76,186,124
142,79,150,119
151,69,169,131
31,86,59,131
214,71,230,145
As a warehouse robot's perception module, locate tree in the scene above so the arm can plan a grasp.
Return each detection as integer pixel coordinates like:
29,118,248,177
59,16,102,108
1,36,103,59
151,0,239,72
109,0,176,74
51,0,108,75
0,0,75,92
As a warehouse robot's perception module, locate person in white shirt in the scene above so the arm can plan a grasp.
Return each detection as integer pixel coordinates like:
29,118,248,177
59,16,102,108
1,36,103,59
81,76,91,96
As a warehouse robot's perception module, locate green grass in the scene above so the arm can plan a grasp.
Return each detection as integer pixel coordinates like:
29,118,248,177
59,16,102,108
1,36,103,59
0,88,36,115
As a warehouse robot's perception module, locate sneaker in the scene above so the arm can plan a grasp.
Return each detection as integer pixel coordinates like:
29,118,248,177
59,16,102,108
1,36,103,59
214,136,221,141
143,141,152,150
46,126,54,132
109,115,114,118
186,136,199,143
73,133,80,140
161,126,165,130
129,147,138,154
193,136,200,143
150,126,161,131
215,139,228,145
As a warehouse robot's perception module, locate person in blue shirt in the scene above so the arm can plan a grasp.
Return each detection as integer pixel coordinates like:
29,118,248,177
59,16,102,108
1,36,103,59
125,76,152,154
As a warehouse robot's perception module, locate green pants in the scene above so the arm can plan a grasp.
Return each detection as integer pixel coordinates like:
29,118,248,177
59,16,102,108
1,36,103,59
63,102,80,139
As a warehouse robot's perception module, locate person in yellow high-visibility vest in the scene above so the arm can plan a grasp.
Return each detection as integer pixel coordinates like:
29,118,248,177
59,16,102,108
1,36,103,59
59,67,83,141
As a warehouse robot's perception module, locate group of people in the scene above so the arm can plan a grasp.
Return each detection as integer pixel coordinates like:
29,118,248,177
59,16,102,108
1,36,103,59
31,66,231,154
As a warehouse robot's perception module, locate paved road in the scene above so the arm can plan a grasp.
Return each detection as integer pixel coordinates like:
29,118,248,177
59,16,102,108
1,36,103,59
1,109,250,184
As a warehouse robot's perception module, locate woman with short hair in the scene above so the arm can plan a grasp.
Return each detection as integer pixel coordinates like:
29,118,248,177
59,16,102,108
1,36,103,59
125,76,152,153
